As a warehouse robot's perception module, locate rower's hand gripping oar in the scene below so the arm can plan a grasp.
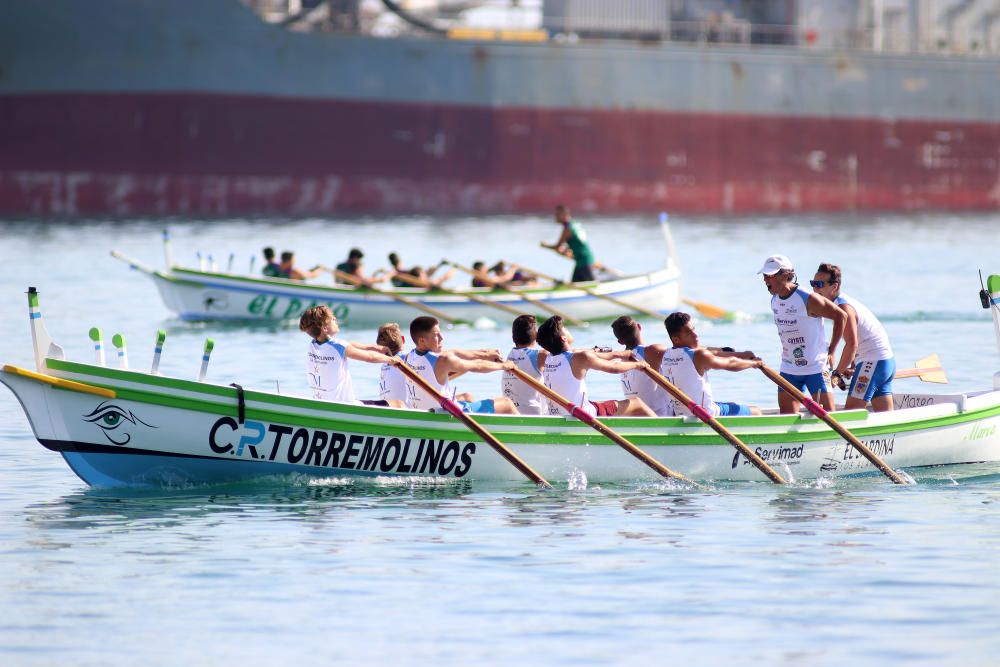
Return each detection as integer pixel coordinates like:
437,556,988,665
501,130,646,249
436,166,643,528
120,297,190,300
638,364,786,484
758,364,910,484
506,366,696,485
395,361,551,489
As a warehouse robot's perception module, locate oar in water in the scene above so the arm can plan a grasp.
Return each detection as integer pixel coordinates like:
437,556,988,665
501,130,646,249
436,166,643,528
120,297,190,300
442,259,586,326
319,266,466,325
759,364,910,484
638,365,786,484
894,354,947,384
517,260,665,320
395,361,551,488
506,366,695,485
389,266,526,319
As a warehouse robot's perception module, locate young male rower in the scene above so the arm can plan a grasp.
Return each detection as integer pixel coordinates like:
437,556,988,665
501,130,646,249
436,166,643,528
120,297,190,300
541,204,597,283
299,306,401,406
610,316,673,416
279,250,323,280
536,315,654,417
470,261,519,288
387,253,455,289
261,247,281,277
334,248,385,287
404,316,519,414
376,322,409,407
501,314,550,415
660,312,763,416
811,263,896,412
758,254,849,414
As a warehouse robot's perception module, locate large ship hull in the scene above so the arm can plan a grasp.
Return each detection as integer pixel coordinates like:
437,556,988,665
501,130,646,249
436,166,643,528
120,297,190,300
2,1,999,217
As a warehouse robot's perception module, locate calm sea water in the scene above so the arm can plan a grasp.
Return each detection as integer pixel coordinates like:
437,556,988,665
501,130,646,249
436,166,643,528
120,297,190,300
1,213,999,666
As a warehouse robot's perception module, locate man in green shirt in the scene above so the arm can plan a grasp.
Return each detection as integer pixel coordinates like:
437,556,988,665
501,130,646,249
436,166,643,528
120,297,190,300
542,204,597,282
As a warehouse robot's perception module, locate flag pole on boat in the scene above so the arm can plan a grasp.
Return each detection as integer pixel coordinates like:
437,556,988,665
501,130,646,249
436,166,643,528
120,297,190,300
759,364,909,484
150,329,166,375
396,361,551,489
89,327,105,366
506,366,696,485
638,364,785,484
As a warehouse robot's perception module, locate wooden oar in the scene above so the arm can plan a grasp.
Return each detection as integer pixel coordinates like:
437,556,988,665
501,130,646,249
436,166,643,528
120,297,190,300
396,362,551,488
506,366,695,485
388,267,526,319
759,364,909,484
442,259,586,326
518,260,665,320
319,266,466,325
894,354,947,384
638,366,786,484
681,298,741,322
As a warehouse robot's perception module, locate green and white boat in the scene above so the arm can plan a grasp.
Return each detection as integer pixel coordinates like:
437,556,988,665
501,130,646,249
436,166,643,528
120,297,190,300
4,282,1000,488
111,226,682,326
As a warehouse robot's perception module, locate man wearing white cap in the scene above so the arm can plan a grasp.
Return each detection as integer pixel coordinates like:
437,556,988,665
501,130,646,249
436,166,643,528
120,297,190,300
758,255,849,414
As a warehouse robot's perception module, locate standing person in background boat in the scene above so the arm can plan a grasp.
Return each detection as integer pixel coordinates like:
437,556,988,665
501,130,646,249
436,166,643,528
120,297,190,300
811,263,896,412
404,316,519,415
299,306,401,406
261,247,281,277
376,322,409,408
278,250,323,280
334,247,385,287
610,316,673,416
660,312,763,416
542,204,597,283
758,255,848,414
536,316,654,417
501,315,549,415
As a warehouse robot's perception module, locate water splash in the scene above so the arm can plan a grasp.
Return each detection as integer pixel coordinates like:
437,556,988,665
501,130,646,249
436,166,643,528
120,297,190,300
566,468,588,491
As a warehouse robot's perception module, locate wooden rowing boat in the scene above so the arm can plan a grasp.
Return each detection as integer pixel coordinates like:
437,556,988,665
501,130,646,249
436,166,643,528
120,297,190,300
4,284,1000,488
110,230,681,326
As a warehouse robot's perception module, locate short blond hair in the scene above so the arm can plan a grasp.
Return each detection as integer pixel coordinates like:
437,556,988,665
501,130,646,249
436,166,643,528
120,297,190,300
299,305,333,339
376,322,404,354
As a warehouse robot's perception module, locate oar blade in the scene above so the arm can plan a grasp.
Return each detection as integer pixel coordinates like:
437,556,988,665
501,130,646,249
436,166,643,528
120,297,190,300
682,298,731,321
914,354,947,383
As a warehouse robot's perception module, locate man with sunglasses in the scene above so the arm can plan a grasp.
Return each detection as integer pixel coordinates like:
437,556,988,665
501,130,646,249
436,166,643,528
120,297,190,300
811,263,896,412
758,255,849,414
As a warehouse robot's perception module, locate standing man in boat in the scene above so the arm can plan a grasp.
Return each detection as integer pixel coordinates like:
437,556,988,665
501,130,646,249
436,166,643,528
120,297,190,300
758,255,849,414
501,315,550,415
376,322,409,407
811,263,896,412
536,316,654,417
542,204,598,283
299,306,402,406
610,316,674,417
660,312,763,416
404,316,519,415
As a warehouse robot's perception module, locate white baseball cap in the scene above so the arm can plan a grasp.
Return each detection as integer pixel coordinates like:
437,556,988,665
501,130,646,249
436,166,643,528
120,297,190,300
757,255,794,275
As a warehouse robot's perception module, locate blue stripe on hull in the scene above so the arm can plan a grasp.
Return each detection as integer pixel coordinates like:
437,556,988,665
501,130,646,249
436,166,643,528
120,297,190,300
61,451,379,488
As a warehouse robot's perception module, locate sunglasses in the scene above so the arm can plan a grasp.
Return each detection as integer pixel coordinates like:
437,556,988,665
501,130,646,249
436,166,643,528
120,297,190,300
809,280,837,288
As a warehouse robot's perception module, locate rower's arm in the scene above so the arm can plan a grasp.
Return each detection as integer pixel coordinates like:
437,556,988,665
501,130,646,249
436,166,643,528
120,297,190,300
574,350,644,376
542,225,571,251
344,344,393,365
454,348,502,361
808,292,847,366
439,353,505,378
694,348,762,374
833,304,859,375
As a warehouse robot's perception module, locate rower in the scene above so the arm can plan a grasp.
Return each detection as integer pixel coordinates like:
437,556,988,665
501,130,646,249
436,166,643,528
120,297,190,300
387,253,455,289
541,204,597,283
501,315,550,415
536,315,654,417
278,250,323,280
261,247,281,277
758,254,848,414
610,316,673,416
376,323,409,407
491,260,536,287
335,248,385,287
811,262,896,412
299,306,401,406
660,312,762,417
403,316,519,415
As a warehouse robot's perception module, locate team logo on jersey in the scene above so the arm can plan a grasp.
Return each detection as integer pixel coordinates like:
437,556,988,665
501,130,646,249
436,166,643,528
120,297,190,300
793,346,807,366
855,374,870,393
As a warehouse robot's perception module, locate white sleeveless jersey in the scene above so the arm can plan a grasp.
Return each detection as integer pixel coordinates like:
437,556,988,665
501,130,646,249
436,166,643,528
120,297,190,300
660,347,719,417
379,352,408,404
307,338,356,403
542,351,595,417
403,349,452,411
620,346,673,416
835,293,893,362
503,347,547,415
771,286,827,375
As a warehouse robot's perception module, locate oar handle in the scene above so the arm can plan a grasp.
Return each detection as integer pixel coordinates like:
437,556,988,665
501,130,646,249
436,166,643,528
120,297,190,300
639,366,785,484
507,366,695,485
396,362,551,488
759,365,908,485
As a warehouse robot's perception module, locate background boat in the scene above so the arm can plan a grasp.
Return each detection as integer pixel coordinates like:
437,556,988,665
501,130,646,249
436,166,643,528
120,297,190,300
2,0,999,217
